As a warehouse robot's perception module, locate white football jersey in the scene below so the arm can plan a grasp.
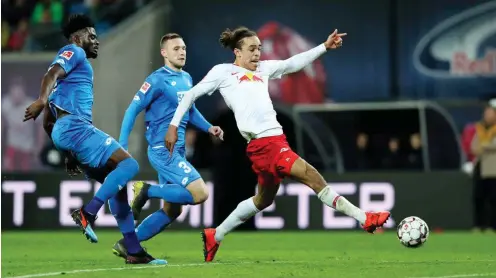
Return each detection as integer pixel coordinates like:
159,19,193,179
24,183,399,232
171,43,327,141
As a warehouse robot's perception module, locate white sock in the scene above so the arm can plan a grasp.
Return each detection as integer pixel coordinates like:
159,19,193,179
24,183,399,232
215,198,260,242
317,185,367,224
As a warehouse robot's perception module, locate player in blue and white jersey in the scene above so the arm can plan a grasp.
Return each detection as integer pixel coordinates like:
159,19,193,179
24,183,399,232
23,14,166,265
111,33,223,257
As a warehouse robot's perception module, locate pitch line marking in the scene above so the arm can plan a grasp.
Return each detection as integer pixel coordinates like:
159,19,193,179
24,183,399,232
6,260,306,278
7,259,496,278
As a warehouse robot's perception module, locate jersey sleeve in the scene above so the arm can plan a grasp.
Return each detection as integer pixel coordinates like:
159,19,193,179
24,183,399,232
185,73,213,132
260,43,327,79
170,65,225,127
189,104,212,133
119,77,159,149
195,65,225,96
133,78,158,110
50,46,86,74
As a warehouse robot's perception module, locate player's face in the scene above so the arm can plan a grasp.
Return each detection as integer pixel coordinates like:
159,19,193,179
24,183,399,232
163,38,186,69
82,27,99,59
235,36,261,71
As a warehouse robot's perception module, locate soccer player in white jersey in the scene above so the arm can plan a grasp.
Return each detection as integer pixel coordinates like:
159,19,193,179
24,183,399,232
165,27,391,262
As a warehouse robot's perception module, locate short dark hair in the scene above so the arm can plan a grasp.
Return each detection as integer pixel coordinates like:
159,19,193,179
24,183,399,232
160,33,182,48
62,14,95,40
219,27,257,50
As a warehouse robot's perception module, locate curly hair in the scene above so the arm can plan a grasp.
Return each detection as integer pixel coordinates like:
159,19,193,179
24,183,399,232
62,14,95,39
219,27,257,50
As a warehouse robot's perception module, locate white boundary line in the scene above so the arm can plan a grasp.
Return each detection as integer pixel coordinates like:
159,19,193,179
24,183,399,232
5,261,304,278
410,273,496,278
7,260,496,278
381,260,496,264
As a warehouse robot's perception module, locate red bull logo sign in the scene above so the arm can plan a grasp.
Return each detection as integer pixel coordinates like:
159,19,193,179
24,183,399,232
238,72,264,83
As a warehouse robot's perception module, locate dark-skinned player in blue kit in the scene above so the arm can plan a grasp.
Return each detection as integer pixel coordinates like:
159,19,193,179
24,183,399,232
111,33,224,257
23,14,166,265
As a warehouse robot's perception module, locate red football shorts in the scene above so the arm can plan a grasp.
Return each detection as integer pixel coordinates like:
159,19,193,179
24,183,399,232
246,134,299,186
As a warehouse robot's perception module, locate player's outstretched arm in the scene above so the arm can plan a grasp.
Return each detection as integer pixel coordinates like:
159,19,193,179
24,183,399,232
265,29,346,78
189,106,224,140
25,47,86,122
189,105,213,133
166,65,225,154
24,65,66,122
119,102,142,151
170,81,219,128
165,88,209,155
119,79,156,150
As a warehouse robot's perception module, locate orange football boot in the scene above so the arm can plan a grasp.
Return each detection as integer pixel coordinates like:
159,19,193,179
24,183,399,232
201,228,220,262
362,211,391,233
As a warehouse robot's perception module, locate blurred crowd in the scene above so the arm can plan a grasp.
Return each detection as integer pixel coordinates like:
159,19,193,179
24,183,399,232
1,0,147,52
353,132,423,171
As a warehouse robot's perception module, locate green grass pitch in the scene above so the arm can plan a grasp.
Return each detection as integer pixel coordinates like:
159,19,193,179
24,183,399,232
2,231,496,278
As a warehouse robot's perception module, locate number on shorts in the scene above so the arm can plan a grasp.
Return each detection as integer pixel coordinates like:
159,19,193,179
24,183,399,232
181,177,189,185
178,161,192,173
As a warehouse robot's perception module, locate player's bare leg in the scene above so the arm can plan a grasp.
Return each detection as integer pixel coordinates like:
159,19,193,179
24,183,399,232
186,179,210,204
289,157,390,233
202,183,279,262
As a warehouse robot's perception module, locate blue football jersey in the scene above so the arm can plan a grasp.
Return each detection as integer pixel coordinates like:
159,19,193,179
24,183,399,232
119,65,211,154
48,44,94,122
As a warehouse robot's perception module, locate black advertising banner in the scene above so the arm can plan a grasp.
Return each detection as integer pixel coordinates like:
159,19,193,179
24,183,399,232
1,171,473,230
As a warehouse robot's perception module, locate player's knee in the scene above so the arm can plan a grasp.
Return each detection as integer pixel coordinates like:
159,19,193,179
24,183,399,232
187,179,209,204
162,203,183,219
120,157,139,176
253,198,272,211
252,194,273,210
195,191,209,204
192,186,209,204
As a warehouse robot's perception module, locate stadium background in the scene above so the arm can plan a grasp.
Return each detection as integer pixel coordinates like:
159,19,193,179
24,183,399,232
2,0,495,233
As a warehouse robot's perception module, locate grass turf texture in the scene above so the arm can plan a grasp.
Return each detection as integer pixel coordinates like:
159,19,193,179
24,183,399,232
2,231,496,278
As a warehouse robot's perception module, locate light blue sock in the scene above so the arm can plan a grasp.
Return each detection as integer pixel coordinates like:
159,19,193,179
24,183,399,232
136,209,172,241
147,184,194,205
85,157,139,215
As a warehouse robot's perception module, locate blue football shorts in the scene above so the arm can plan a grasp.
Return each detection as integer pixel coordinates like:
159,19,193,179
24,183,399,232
51,114,121,168
147,146,201,187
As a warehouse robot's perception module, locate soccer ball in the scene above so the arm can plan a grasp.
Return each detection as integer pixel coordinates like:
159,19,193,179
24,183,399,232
397,216,429,248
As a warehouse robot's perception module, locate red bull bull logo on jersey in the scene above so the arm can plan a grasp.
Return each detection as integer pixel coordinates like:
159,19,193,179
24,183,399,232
238,72,264,83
